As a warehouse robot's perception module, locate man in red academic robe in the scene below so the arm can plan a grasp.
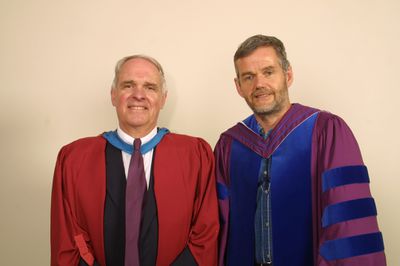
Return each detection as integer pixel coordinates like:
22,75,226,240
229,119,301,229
51,55,219,266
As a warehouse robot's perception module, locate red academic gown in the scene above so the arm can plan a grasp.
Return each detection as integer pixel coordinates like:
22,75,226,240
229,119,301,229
51,133,219,266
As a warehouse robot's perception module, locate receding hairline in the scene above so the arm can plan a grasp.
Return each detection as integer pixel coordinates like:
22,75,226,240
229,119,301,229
234,46,281,75
233,35,290,77
111,54,166,91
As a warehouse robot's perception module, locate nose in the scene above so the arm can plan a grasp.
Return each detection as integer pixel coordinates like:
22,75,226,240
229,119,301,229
255,75,267,89
130,85,146,100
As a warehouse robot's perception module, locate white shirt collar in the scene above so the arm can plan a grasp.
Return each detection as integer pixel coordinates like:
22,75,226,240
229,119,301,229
116,126,157,145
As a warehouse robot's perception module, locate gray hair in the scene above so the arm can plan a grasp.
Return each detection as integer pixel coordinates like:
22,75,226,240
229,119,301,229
234,35,290,77
111,54,166,92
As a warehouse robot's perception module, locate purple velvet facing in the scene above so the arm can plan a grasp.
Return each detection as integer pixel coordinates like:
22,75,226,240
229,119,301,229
226,104,319,158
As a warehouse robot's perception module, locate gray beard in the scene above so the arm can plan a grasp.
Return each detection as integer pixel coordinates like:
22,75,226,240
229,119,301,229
247,95,285,116
252,104,282,117
249,86,289,118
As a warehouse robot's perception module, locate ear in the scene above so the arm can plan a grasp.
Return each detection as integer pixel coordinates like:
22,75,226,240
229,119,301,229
111,87,117,107
286,65,294,87
160,90,168,109
234,77,244,98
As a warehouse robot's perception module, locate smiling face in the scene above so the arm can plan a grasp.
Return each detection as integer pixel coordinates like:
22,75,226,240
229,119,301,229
234,46,293,121
111,58,167,138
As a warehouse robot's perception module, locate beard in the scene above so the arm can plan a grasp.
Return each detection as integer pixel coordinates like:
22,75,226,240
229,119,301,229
246,86,289,117
251,102,282,116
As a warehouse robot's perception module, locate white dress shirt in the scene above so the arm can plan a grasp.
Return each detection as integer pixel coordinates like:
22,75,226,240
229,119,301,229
117,126,157,188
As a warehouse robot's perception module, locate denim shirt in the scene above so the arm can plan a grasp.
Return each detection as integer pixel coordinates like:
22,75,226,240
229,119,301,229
254,124,273,264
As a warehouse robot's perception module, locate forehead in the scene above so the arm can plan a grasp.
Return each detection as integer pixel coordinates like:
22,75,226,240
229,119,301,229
118,58,161,84
236,46,280,71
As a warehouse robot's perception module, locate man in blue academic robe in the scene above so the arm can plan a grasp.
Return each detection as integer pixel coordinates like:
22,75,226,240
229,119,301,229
215,35,386,266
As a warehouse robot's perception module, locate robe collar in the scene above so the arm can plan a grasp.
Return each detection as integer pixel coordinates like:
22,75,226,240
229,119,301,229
224,103,319,158
102,127,170,154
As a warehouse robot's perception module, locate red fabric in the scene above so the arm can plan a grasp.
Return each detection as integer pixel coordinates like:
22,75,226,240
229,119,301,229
51,136,106,266
51,134,219,266
74,234,95,265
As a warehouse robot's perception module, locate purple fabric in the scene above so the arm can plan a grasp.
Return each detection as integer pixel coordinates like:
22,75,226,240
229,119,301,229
322,183,372,206
125,139,146,266
216,104,319,266
311,111,386,265
224,104,319,158
214,136,232,266
317,251,386,266
323,216,380,241
216,105,386,265
267,104,318,153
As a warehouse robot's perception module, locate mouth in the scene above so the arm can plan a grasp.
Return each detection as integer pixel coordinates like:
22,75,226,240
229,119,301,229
128,105,147,110
253,88,272,98
254,92,272,99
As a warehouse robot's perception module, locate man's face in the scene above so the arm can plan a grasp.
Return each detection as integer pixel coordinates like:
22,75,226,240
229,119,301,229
234,46,293,118
111,58,167,137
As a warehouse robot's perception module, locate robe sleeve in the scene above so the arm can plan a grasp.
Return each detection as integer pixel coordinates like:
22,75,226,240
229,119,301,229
51,146,96,266
312,112,386,265
213,135,232,266
184,138,219,266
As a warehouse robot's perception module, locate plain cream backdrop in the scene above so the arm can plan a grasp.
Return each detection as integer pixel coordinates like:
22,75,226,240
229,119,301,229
1,0,399,265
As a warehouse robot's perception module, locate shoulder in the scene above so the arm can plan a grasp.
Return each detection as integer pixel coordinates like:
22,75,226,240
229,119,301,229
58,135,106,158
161,132,212,153
315,110,353,133
316,110,347,126
214,120,247,151
313,110,359,145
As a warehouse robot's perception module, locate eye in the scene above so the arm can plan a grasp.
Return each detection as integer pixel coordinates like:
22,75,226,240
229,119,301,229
121,83,132,89
243,75,254,81
145,84,158,91
264,70,273,76
263,67,275,77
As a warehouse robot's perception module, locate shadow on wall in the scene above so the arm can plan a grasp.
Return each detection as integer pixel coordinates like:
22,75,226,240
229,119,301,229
158,72,177,130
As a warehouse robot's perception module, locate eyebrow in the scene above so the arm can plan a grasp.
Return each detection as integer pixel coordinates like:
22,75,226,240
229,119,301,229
240,66,275,77
263,66,275,71
143,81,158,87
119,80,159,87
240,71,255,78
120,80,134,86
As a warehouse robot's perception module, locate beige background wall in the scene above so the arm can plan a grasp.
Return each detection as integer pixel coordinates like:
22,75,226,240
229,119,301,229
1,0,399,265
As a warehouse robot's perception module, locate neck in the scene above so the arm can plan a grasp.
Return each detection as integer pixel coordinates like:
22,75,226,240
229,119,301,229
119,124,156,139
255,103,291,132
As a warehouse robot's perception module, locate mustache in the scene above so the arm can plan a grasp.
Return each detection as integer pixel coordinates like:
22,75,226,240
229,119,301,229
252,88,272,97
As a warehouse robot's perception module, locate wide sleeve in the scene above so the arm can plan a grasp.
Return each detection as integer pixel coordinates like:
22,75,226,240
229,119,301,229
213,135,232,266
186,138,220,266
50,146,96,266
312,112,386,265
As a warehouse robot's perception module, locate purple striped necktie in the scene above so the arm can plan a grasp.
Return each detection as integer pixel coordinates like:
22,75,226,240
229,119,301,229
125,138,146,266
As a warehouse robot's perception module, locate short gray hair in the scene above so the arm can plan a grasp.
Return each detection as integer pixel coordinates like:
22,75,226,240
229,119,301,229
111,54,166,92
234,35,290,76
